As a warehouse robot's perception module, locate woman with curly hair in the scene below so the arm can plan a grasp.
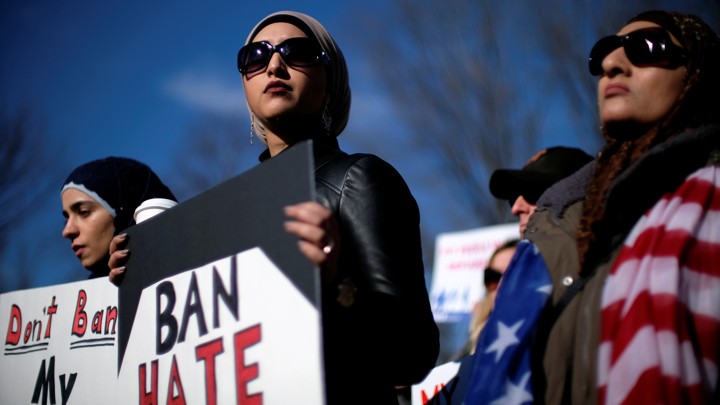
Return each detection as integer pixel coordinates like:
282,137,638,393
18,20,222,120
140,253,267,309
466,9,720,405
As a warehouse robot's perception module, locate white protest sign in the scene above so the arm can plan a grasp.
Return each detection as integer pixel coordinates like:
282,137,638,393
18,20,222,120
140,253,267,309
429,223,518,322
116,247,324,404
411,355,476,405
1,277,119,404
411,360,462,404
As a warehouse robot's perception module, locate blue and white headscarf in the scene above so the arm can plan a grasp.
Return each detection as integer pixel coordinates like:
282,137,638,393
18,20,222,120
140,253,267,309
61,157,176,233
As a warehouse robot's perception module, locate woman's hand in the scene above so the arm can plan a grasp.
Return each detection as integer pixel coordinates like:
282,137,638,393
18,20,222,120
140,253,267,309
284,201,339,282
108,233,130,286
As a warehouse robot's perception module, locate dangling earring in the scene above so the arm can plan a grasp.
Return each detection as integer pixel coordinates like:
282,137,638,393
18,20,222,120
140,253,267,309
322,103,332,136
249,113,256,145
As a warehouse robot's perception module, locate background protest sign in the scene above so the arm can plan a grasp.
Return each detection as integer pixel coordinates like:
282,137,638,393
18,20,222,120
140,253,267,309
116,140,324,403
429,223,518,322
1,278,119,404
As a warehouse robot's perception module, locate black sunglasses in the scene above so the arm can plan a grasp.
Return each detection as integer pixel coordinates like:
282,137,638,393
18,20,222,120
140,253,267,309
588,27,686,76
484,267,503,286
237,37,329,75
506,192,539,208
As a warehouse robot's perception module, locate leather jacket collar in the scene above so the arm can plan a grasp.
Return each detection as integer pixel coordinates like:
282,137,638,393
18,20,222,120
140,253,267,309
258,136,342,165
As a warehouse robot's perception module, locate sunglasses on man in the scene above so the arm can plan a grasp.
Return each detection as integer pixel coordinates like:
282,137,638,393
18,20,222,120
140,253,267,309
237,37,329,75
588,27,686,76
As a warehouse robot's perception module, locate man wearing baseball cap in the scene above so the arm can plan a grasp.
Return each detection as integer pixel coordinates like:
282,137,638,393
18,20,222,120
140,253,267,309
489,146,593,236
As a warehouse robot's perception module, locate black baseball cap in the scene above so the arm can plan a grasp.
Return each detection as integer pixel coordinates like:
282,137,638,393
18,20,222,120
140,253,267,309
489,147,593,204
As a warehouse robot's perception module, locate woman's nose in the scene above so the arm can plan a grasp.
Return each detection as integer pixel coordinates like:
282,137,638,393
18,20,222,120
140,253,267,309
266,52,288,76
62,218,78,239
600,46,630,76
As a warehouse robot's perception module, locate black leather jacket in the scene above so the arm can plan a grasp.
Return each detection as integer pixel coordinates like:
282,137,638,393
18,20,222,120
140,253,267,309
261,137,439,404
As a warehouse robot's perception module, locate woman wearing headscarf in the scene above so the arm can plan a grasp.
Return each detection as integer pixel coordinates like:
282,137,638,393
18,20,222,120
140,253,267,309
238,11,439,403
465,9,719,405
106,11,437,402
62,157,176,278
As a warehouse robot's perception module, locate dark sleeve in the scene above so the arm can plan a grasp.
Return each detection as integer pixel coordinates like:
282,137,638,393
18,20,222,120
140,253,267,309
336,155,439,384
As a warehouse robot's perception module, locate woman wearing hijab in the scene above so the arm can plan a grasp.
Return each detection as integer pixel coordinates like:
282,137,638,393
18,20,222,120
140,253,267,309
465,9,719,405
240,12,439,403
61,157,176,278
109,11,438,404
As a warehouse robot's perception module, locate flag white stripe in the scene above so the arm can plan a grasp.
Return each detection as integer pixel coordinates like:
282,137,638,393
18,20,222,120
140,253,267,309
605,326,659,405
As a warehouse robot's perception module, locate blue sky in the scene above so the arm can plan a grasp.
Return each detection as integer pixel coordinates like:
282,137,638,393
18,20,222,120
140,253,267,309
3,1,444,288
1,1,375,171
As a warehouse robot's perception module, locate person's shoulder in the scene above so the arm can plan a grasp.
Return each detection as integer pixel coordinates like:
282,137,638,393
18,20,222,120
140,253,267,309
345,153,401,174
341,153,413,188
316,151,411,196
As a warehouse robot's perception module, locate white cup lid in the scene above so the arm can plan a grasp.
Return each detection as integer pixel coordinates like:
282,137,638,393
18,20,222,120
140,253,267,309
134,198,178,223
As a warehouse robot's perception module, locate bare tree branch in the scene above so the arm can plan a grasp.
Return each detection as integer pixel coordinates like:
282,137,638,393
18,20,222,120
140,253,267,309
354,0,719,230
0,106,69,292
0,107,59,253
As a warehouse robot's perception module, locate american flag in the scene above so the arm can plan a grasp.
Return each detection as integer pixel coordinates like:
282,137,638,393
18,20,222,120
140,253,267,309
598,166,720,405
464,240,553,405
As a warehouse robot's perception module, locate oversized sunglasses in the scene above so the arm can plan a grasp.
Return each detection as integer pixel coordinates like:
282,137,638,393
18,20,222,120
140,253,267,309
237,37,328,75
588,27,686,76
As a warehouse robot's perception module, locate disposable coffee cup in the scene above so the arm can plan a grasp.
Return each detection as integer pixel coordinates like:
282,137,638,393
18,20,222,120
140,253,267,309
134,198,178,224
